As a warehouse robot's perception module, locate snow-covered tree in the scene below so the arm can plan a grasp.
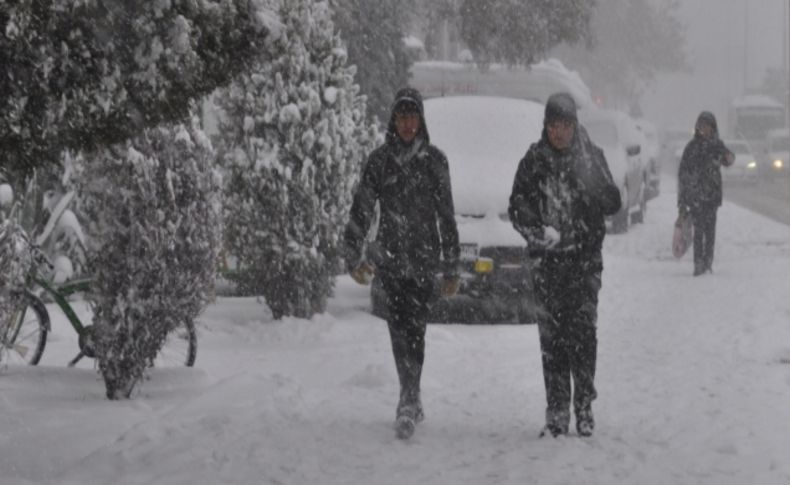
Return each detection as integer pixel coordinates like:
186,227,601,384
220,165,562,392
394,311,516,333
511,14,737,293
0,0,278,183
554,0,687,110
216,0,375,320
330,0,414,123
77,118,222,399
458,0,594,67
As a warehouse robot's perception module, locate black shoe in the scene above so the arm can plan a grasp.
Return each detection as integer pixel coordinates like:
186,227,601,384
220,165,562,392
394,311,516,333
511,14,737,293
576,407,595,437
539,423,568,438
395,415,415,439
693,266,705,276
394,400,423,439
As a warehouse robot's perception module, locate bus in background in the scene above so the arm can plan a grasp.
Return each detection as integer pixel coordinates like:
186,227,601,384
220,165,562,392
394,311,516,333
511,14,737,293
728,95,786,176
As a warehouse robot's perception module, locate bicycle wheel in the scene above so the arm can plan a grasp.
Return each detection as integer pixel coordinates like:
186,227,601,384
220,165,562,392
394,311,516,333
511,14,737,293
154,319,197,367
1,292,49,365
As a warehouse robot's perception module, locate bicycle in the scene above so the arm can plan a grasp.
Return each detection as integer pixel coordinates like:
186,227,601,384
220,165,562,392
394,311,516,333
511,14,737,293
0,226,197,368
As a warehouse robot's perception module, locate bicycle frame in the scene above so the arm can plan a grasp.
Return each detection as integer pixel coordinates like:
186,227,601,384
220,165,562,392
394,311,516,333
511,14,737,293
33,276,91,338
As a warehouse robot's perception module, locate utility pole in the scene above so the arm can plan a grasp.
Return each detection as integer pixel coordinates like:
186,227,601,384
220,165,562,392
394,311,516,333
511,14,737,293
743,0,749,92
784,0,789,127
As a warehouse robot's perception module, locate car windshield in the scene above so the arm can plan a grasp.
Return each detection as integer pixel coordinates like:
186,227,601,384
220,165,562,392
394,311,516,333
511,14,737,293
585,120,618,147
424,96,544,216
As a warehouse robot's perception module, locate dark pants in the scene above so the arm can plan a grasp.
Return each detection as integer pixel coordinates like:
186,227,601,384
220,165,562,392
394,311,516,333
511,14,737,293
380,274,436,411
691,204,717,272
532,253,601,429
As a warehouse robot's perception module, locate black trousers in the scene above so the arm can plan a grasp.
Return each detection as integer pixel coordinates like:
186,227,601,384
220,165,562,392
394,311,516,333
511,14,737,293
691,204,718,271
380,274,436,407
532,253,601,425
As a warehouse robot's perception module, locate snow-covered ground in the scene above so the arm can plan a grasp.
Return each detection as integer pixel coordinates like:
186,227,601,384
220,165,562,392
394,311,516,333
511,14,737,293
2,175,790,485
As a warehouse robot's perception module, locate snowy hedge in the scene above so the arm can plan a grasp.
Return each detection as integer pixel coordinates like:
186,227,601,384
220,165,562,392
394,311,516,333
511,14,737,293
0,0,279,182
77,120,222,399
216,0,375,319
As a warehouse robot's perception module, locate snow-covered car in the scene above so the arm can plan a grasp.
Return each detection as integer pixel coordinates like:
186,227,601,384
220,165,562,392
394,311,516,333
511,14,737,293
371,96,544,323
634,118,661,199
721,139,758,182
765,128,789,177
580,109,648,233
660,127,692,172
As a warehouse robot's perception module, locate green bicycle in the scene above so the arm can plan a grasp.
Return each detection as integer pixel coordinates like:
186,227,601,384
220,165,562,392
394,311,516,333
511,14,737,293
1,233,197,368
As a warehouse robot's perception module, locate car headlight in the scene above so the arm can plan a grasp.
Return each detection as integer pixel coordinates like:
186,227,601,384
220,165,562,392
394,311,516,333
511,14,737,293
774,159,784,170
747,161,757,169
474,257,494,274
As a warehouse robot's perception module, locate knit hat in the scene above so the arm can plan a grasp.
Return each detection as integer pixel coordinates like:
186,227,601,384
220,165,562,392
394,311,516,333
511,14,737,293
544,92,578,124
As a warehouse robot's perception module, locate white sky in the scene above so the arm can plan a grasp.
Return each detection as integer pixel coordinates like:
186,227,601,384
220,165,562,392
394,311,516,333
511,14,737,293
643,0,789,132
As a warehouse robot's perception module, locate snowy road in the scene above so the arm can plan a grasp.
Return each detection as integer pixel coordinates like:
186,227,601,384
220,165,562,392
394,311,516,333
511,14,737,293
2,175,790,485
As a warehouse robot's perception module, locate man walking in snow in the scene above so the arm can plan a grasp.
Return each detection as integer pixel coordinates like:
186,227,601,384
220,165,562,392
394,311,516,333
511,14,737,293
344,87,460,440
508,92,621,438
677,111,734,276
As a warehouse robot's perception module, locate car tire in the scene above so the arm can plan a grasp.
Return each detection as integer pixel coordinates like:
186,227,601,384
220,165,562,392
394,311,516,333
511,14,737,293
631,179,647,224
611,183,630,234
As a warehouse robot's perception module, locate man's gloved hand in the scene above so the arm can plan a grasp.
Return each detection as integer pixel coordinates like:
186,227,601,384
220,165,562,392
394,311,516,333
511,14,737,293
440,275,460,297
350,262,375,285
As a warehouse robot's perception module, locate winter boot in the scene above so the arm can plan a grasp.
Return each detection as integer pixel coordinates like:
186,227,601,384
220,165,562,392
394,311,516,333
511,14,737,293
395,403,420,440
576,406,595,437
539,408,570,438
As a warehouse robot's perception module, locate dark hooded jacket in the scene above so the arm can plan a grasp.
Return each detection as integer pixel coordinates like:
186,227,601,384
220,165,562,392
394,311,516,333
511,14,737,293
678,111,734,209
508,100,621,261
344,88,460,279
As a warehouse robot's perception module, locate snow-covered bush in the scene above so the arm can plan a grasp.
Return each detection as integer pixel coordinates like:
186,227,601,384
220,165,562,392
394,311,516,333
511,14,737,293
0,217,33,330
0,0,279,182
77,119,222,399
215,0,375,319
330,0,413,123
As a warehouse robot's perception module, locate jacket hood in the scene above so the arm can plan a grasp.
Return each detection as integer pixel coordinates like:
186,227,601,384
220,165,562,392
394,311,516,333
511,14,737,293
385,87,430,146
544,92,578,124
695,111,719,138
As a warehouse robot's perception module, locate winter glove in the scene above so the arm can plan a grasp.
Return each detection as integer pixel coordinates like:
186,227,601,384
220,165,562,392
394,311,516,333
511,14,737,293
440,275,460,297
350,262,375,285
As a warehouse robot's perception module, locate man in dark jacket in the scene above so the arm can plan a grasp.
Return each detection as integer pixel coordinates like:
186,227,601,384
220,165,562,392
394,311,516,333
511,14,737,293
344,87,460,440
508,93,621,438
678,111,734,276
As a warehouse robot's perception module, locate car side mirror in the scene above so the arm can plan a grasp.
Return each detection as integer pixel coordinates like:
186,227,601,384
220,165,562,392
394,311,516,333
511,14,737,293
626,145,641,156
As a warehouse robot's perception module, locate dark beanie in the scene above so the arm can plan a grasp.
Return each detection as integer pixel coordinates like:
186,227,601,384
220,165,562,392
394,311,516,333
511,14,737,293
544,92,578,123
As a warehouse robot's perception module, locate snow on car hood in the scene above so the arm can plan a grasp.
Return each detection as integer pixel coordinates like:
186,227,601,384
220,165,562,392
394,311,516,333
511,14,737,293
424,96,544,217
455,213,526,248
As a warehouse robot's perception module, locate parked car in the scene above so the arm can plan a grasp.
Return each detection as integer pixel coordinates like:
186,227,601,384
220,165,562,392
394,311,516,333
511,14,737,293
765,128,789,177
721,139,758,182
661,127,692,173
370,96,544,323
580,109,648,233
634,118,661,199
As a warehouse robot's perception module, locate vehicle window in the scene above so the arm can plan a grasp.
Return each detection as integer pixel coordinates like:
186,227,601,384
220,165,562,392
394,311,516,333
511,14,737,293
586,121,618,147
728,143,750,155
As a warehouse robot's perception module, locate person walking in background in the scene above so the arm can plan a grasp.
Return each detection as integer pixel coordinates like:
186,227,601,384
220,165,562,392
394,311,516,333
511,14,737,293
508,93,621,438
677,111,734,276
344,87,460,440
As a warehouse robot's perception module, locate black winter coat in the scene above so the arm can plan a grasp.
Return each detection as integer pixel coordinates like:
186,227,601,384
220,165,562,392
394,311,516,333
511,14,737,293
678,136,733,209
344,88,460,279
508,125,621,260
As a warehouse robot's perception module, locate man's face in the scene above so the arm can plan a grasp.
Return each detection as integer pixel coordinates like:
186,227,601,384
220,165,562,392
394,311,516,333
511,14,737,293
547,118,575,151
697,122,714,139
395,111,421,143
